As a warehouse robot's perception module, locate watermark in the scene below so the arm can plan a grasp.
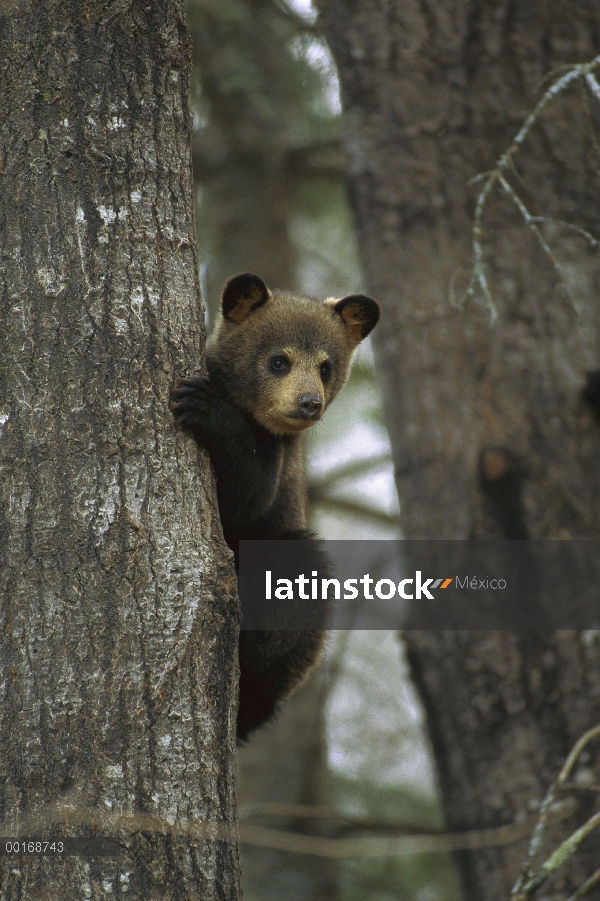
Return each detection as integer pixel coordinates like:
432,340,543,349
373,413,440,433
239,540,600,629
0,837,121,857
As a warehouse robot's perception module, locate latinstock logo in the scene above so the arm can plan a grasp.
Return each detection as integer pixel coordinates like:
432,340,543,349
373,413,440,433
398,574,453,600
237,539,600,630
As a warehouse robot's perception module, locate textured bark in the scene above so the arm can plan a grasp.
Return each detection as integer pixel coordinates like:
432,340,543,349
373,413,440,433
315,2,600,900
0,2,240,898
318,0,600,541
404,631,600,901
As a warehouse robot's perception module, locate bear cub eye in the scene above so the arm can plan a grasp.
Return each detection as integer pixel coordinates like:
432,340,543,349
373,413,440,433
270,354,290,374
320,360,332,383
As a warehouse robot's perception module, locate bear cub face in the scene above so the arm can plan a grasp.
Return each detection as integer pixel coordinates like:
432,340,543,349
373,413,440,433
206,273,380,436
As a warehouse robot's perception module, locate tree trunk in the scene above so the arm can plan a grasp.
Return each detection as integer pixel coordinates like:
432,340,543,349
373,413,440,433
318,0,600,541
188,0,298,313
316,2,600,899
404,631,600,901
0,3,240,898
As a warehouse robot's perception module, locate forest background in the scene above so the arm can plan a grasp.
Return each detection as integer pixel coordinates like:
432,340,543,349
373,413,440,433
190,1,600,898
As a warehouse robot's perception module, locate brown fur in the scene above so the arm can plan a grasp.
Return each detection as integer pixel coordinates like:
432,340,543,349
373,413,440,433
207,279,378,435
170,273,380,739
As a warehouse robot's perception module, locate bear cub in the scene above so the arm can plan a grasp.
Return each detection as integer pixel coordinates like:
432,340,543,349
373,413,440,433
170,273,379,740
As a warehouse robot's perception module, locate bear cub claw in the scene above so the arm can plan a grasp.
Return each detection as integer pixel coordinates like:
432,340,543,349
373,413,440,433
170,376,212,427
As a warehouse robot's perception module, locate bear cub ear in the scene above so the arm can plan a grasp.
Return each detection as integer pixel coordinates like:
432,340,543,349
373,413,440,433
330,294,380,348
222,273,270,324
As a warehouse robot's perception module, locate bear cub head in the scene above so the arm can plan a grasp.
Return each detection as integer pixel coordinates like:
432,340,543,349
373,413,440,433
207,273,380,436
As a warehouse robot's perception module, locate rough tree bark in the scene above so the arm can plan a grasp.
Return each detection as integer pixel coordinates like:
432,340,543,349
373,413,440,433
319,0,600,541
0,2,240,898
316,2,600,900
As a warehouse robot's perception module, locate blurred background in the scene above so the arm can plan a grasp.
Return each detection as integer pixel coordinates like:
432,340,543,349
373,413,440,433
184,1,600,894
185,0,459,897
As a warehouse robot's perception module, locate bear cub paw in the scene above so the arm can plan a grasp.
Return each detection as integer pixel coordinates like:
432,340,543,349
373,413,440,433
170,376,213,429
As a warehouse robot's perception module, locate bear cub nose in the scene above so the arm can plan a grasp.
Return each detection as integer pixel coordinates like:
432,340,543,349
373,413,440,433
297,393,322,419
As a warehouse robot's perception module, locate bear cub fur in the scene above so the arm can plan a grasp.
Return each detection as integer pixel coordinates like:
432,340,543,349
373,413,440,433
170,273,379,740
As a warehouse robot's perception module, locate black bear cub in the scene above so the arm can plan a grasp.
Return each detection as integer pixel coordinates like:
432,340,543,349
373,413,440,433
170,273,379,740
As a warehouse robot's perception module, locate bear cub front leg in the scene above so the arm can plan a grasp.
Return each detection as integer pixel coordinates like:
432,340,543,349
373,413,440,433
170,375,284,530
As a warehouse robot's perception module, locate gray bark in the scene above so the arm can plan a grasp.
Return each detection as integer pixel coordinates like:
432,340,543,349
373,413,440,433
315,2,600,899
318,0,600,541
0,2,241,898
404,631,600,901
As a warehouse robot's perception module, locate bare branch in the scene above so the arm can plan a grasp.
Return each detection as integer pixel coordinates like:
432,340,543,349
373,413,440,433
462,54,600,319
312,495,399,525
512,724,600,901
308,453,392,493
